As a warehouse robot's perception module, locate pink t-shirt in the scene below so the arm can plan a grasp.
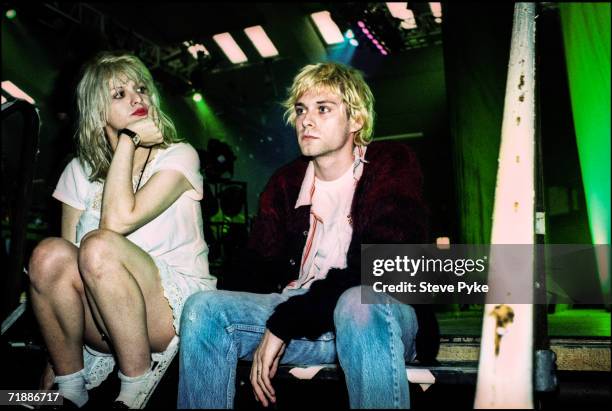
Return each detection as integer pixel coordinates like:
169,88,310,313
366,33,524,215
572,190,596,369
286,146,367,290
52,143,215,288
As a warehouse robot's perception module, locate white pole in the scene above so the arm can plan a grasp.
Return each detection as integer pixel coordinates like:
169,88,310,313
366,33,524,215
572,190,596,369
474,3,536,409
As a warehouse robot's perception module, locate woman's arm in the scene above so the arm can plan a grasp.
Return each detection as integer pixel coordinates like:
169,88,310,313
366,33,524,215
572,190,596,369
100,134,193,235
61,203,84,243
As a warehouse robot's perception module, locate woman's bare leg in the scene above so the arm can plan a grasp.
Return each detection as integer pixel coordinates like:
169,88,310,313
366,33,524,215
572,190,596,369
78,229,175,377
28,238,110,377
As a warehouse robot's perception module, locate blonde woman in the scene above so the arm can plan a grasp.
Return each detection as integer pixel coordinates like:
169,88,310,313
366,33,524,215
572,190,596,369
28,51,216,408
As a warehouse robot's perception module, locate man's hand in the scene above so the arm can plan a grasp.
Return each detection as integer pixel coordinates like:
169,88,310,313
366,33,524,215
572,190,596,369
250,329,286,407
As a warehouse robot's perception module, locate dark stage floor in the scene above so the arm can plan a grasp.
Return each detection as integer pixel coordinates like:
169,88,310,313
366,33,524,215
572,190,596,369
2,305,610,409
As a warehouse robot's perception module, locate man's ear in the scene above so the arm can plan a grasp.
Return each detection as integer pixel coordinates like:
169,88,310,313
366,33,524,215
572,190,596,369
349,115,364,134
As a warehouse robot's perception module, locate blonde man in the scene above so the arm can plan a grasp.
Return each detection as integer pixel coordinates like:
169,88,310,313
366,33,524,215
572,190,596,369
178,62,439,408
29,51,216,408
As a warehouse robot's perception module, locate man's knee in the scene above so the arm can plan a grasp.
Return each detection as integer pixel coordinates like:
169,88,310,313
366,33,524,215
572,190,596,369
180,291,229,336
334,286,403,331
334,286,373,329
182,292,214,326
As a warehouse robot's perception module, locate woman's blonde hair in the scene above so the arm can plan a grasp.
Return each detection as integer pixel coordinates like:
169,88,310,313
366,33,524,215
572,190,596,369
75,51,180,181
283,62,375,146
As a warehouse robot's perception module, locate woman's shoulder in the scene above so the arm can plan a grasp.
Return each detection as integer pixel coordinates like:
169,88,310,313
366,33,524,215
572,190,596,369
153,142,201,171
63,157,93,180
158,142,198,159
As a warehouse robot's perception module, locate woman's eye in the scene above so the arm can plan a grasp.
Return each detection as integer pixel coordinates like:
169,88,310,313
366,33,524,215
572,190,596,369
319,106,330,113
295,107,304,115
137,86,148,94
112,90,124,99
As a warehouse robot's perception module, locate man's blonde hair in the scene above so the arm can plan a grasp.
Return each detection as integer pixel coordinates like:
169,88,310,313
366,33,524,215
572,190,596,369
283,62,375,146
75,51,181,181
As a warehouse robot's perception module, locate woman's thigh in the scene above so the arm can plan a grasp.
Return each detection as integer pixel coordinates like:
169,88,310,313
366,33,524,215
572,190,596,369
28,237,111,353
79,229,175,352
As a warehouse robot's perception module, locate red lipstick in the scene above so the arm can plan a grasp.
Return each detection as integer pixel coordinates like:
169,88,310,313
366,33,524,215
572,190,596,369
132,107,148,116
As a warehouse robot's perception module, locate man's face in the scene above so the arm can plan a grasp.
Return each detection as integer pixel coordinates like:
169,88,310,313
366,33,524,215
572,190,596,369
294,88,362,159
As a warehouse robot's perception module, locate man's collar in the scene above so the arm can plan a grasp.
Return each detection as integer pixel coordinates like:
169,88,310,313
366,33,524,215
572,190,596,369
295,145,368,209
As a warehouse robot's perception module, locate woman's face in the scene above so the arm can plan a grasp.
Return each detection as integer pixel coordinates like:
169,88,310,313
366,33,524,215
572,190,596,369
104,77,152,143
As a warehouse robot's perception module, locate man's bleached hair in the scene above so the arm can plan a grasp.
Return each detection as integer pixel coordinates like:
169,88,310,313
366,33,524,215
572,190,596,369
283,62,375,146
75,51,180,181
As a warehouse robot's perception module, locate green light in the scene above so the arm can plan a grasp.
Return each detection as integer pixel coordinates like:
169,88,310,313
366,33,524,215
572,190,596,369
560,3,611,303
191,92,231,143
6,9,17,19
192,92,202,102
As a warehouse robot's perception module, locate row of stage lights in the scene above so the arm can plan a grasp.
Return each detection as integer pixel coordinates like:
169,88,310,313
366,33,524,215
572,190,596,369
356,21,389,56
334,24,389,57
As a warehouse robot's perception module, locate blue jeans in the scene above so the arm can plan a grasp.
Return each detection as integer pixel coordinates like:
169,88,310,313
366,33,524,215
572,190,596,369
177,286,418,409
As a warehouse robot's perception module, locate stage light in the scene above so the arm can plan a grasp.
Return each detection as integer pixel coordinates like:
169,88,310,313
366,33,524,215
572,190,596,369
345,29,355,39
244,25,279,58
183,41,209,60
436,236,451,249
349,39,359,47
311,11,344,45
1,81,35,104
401,19,418,30
202,138,237,180
5,9,16,19
386,3,412,20
429,2,442,18
213,32,248,64
192,92,202,102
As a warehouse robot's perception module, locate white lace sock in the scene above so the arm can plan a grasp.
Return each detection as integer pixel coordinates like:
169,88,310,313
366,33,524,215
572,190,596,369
115,363,154,408
55,369,89,407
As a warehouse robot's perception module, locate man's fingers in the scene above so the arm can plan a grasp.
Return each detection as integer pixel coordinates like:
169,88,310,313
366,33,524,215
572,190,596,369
251,354,271,406
270,357,280,379
250,362,256,388
252,381,268,407
261,362,276,401
250,359,269,406
257,364,274,402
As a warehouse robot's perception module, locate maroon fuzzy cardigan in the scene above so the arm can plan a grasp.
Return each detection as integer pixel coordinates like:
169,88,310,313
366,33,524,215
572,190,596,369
246,141,440,363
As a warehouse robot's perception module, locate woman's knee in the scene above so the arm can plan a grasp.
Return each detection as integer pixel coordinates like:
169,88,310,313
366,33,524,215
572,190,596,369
28,237,77,292
78,229,120,282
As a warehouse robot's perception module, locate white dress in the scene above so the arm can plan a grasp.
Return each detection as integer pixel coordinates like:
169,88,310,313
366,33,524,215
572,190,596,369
52,142,216,388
